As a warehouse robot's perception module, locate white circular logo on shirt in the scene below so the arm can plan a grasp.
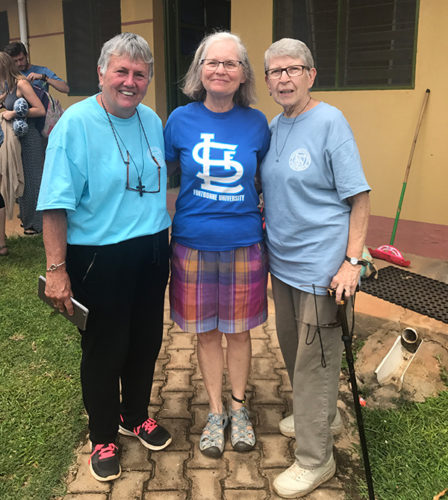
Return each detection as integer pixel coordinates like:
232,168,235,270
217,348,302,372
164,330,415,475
289,148,311,172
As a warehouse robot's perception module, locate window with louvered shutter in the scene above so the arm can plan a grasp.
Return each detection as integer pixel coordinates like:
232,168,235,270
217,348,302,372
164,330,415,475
0,11,10,51
62,0,121,95
274,0,419,90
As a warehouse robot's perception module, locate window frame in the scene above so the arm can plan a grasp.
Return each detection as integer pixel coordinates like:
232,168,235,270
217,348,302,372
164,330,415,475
273,0,420,91
62,0,121,96
0,11,10,51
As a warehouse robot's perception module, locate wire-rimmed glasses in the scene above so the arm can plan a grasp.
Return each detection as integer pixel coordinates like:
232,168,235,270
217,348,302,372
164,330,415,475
200,59,243,72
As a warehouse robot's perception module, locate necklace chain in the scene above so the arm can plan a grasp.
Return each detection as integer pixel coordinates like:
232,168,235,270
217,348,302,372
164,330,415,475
101,95,156,185
275,96,311,161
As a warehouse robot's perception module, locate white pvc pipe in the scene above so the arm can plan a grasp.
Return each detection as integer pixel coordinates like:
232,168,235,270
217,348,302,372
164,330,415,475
17,0,28,49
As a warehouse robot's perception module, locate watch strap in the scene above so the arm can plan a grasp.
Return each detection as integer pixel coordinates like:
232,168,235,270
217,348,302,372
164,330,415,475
345,255,368,266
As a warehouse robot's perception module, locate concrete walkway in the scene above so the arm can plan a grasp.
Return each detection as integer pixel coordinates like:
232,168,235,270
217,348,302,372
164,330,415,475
59,252,448,499
60,287,360,499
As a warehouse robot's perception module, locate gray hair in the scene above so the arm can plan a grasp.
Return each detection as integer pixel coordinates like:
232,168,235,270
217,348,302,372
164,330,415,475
182,31,256,107
264,38,315,71
97,32,154,82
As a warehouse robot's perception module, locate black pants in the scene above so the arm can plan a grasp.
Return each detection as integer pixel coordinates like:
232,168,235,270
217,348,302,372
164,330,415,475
67,230,169,444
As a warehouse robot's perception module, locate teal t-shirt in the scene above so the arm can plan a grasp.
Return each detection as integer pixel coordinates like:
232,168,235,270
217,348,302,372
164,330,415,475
261,102,370,294
37,95,171,245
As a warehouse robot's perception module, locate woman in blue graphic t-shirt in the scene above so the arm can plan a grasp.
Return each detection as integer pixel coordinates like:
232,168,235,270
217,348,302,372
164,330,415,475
164,32,270,458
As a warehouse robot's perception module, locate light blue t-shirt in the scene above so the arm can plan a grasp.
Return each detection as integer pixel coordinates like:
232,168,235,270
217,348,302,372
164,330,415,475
22,64,62,92
261,102,370,294
37,95,171,245
164,102,270,251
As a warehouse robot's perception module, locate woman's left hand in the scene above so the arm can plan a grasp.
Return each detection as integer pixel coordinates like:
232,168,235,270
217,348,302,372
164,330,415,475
330,261,361,304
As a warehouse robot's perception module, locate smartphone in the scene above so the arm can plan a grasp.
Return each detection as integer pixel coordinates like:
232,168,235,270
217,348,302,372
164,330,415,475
38,275,89,331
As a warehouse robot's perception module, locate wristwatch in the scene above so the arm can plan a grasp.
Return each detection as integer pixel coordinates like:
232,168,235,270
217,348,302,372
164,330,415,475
345,255,368,266
41,73,48,82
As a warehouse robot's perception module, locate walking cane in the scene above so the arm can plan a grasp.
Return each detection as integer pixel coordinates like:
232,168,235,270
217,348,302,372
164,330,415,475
333,291,375,499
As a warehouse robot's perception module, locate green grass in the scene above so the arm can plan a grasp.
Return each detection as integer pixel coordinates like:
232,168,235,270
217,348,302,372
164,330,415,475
0,236,85,500
360,391,448,499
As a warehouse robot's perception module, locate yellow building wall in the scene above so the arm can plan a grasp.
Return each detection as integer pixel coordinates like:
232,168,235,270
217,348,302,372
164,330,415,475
233,0,447,227
231,0,272,113
1,0,445,227
311,2,447,227
120,0,162,114
0,0,162,113
3,0,72,108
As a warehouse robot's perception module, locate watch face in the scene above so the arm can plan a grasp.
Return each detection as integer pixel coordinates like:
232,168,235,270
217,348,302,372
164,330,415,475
350,257,358,265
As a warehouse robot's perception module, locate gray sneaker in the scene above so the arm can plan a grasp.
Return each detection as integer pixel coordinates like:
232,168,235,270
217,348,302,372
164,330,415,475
279,408,343,438
199,411,228,458
230,406,256,451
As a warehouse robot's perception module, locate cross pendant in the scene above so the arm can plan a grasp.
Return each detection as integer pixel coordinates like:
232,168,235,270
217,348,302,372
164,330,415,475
136,177,145,196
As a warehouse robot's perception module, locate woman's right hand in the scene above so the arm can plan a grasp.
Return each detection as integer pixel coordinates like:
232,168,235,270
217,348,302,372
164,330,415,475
2,110,15,121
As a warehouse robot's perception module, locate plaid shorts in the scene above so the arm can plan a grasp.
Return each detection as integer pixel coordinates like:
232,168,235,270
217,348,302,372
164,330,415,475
169,241,268,334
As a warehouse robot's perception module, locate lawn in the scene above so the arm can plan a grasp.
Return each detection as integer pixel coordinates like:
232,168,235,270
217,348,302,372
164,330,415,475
360,391,448,499
0,236,85,500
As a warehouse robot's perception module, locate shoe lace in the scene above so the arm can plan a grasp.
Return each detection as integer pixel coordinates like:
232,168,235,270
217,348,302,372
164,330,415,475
92,443,118,460
290,463,307,480
200,413,227,448
138,418,157,434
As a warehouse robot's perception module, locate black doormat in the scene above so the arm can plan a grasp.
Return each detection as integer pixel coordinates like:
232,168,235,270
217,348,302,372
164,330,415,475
360,266,448,324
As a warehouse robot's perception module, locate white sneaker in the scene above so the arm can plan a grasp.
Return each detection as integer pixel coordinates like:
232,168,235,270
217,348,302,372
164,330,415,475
279,408,343,438
273,455,336,498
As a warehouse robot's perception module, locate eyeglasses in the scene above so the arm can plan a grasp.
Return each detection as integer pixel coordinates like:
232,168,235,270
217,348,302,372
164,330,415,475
265,65,310,79
125,151,161,196
200,59,243,72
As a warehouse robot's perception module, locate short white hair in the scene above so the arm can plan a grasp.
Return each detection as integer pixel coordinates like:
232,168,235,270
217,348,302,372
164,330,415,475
264,38,314,71
98,32,154,82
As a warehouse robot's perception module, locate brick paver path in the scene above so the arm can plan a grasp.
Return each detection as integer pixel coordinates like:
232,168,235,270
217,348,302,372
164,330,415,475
62,292,359,499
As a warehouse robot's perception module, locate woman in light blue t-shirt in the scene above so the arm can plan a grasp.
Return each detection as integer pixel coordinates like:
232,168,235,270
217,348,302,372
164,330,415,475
261,38,370,499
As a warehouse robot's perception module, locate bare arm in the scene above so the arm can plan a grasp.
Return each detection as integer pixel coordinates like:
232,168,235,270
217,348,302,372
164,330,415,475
47,78,70,94
2,79,45,120
26,72,70,94
42,209,74,315
330,190,370,303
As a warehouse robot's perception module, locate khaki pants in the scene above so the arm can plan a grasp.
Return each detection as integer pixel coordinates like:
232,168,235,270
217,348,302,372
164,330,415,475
271,274,348,469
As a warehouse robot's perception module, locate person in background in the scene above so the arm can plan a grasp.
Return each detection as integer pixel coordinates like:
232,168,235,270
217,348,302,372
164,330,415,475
4,41,69,94
164,31,270,458
0,107,24,256
1,51,45,236
37,33,172,482
261,38,370,498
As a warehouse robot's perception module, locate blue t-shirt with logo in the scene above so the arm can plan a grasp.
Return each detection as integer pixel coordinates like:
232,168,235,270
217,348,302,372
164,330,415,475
261,102,370,294
164,102,270,250
37,95,171,245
